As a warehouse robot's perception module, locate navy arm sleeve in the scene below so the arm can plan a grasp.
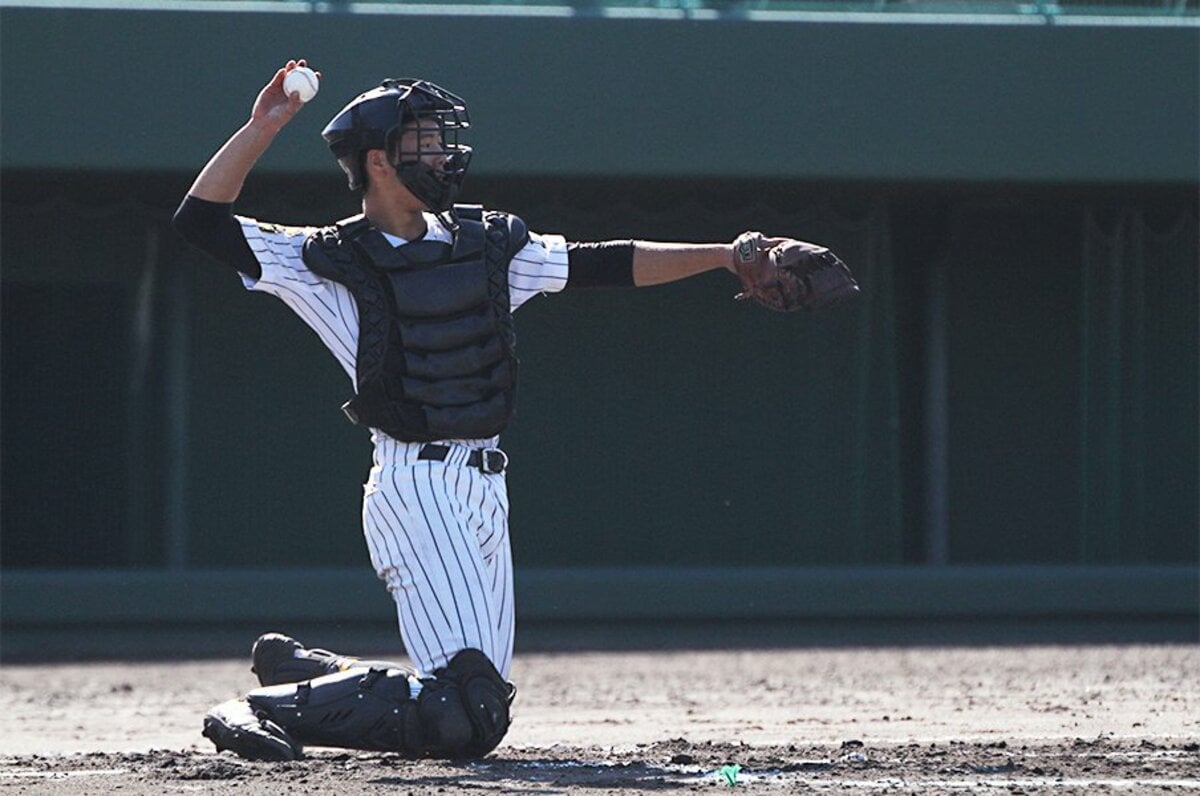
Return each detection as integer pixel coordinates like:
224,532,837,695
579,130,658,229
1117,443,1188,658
564,241,635,289
172,194,261,280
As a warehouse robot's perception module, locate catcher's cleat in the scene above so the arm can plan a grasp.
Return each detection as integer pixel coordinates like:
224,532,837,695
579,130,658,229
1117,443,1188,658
203,698,303,762
251,632,355,687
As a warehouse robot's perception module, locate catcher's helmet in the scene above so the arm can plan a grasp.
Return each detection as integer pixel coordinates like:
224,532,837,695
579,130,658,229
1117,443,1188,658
321,78,472,211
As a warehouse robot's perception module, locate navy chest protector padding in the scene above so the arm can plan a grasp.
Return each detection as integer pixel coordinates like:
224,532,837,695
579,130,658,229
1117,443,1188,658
302,206,528,441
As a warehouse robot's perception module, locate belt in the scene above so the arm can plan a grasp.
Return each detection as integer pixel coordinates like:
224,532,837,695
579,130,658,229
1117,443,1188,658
417,444,508,474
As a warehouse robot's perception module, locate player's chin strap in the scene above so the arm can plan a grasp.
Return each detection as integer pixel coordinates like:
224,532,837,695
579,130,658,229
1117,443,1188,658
203,648,513,761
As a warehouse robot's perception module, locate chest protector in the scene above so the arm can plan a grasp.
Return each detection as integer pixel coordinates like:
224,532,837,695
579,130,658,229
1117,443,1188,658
302,206,528,442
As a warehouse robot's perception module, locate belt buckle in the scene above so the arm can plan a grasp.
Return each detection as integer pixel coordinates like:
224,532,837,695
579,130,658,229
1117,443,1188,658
480,447,508,474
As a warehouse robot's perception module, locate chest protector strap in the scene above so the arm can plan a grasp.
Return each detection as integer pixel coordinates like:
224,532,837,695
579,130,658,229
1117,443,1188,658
302,206,526,442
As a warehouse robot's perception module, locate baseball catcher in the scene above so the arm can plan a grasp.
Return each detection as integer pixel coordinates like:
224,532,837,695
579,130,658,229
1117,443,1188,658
173,59,855,763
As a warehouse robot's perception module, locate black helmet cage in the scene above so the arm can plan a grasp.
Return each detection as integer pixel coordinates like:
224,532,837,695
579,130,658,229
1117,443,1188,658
322,78,473,211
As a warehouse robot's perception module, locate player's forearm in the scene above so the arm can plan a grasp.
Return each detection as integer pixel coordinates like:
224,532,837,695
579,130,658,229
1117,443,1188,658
631,241,735,287
188,119,283,204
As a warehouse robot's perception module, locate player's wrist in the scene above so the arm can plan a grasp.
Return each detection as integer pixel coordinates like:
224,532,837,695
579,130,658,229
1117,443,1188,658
725,241,738,274
245,115,287,140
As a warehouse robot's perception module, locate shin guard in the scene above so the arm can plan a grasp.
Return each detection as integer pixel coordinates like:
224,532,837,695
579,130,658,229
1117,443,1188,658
247,667,419,752
230,649,514,759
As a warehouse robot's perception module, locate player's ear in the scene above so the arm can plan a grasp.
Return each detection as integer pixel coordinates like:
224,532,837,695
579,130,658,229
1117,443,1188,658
365,149,391,176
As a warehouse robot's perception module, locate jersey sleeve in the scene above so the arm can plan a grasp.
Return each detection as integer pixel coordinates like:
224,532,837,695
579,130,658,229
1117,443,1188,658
508,231,570,312
235,216,360,382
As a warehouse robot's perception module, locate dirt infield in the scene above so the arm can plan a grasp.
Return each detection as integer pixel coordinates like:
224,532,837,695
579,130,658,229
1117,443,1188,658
1,644,1197,794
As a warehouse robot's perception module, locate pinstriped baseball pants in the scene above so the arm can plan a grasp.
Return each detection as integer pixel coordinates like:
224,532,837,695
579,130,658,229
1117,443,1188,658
361,440,515,679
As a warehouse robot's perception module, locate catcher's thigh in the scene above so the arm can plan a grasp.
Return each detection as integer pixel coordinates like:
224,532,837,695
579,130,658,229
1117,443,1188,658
362,458,514,678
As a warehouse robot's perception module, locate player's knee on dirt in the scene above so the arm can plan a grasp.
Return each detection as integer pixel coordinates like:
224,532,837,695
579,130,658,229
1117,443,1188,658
228,648,513,760
419,648,514,759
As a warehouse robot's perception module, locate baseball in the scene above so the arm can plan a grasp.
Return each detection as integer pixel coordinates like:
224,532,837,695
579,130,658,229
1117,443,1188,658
283,66,319,103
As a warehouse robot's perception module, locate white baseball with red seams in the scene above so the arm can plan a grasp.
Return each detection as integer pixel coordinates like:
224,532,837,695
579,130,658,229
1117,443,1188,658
283,66,319,103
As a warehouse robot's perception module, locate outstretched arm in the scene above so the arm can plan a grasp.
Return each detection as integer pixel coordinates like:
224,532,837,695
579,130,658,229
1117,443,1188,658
188,59,316,203
563,233,857,312
630,241,735,287
629,236,793,286
565,235,792,290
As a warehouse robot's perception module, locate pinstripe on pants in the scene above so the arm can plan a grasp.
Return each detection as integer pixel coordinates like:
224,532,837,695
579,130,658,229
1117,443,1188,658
362,440,514,678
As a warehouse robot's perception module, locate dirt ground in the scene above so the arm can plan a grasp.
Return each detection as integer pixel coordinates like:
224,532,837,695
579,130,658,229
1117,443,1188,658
0,643,1197,794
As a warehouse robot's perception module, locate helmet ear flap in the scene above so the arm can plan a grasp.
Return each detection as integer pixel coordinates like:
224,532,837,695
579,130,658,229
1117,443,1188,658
331,152,372,192
352,151,369,192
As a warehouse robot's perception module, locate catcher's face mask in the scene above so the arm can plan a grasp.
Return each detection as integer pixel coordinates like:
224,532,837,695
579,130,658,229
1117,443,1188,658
388,114,471,212
385,79,472,211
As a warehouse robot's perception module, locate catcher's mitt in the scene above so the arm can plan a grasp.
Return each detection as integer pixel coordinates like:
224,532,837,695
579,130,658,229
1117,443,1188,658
731,231,860,312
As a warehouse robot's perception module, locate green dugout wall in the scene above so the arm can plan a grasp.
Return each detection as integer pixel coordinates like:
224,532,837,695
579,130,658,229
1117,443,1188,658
1,6,1197,182
1,4,1197,652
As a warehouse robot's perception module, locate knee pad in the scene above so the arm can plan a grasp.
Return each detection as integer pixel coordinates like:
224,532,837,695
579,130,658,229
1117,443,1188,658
418,648,514,759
